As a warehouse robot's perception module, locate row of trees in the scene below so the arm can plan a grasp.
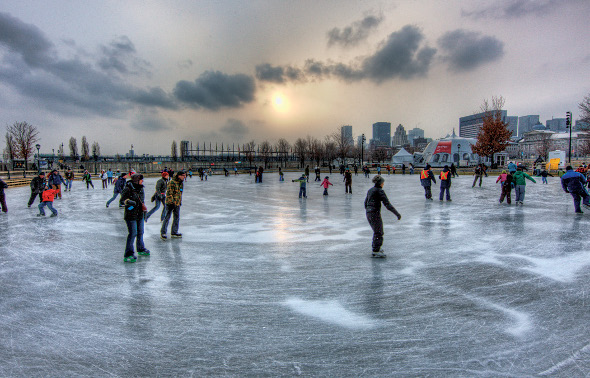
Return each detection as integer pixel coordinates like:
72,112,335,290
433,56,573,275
68,136,101,162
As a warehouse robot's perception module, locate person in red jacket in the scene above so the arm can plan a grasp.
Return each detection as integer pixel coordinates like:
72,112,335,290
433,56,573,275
320,176,333,195
38,185,58,217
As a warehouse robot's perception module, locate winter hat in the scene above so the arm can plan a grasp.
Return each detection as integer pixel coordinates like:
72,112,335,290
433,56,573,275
131,173,143,183
325,176,329,179
566,166,573,171
425,164,431,170
372,175,385,186
161,171,169,178
502,170,507,174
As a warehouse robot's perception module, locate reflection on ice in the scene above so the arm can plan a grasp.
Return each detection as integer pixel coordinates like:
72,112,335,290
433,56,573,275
284,297,379,330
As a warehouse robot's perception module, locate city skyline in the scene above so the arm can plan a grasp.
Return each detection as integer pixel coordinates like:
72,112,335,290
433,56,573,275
1,1,588,156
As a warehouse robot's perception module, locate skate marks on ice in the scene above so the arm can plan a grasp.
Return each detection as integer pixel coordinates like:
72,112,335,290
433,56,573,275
538,343,590,376
283,297,379,330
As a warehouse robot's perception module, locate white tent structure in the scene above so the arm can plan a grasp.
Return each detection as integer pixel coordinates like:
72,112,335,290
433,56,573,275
391,148,413,165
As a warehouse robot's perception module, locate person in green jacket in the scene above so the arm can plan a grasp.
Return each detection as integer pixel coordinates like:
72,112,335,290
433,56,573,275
512,167,536,205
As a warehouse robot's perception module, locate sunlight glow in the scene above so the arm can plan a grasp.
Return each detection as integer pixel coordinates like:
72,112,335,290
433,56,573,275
272,94,289,113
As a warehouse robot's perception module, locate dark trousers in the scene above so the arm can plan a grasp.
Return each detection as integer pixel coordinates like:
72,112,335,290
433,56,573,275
125,218,145,258
161,204,180,235
86,181,94,189
0,193,6,212
423,186,432,199
570,190,590,212
366,211,384,252
38,201,57,216
472,175,482,187
500,185,512,204
323,188,328,195
299,187,306,198
146,195,166,222
439,186,451,200
345,183,352,193
28,192,41,206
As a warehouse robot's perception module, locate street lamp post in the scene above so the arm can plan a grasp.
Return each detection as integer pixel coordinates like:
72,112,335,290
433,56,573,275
457,144,461,168
566,111,572,163
36,144,41,172
361,134,365,167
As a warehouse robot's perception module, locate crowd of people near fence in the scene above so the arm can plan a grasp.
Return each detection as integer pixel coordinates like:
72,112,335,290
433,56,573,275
2,160,590,260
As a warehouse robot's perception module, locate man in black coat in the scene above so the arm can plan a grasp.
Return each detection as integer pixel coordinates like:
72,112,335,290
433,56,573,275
28,172,46,207
364,175,401,258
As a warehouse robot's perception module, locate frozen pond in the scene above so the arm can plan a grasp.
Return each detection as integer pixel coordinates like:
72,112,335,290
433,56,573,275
1,170,589,376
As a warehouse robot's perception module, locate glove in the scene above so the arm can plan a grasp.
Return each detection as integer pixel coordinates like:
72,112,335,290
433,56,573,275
397,214,402,220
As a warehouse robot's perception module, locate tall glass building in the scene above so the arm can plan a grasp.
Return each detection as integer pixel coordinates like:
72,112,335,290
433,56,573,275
372,122,391,147
459,110,508,139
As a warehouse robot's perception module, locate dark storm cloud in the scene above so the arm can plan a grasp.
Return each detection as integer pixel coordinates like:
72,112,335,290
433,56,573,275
257,25,436,84
327,15,383,48
437,29,504,72
130,110,171,132
461,0,581,19
220,118,249,138
173,71,256,110
0,12,178,117
255,63,304,84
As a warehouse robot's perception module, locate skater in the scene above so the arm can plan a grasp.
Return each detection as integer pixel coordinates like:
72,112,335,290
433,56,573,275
496,170,513,204
120,174,150,262
37,185,59,217
540,169,552,184
107,168,113,185
64,168,74,191
507,161,517,175
106,172,127,207
409,163,414,175
472,164,483,187
279,167,284,181
512,167,536,205
420,164,436,200
82,170,94,189
0,178,7,213
315,166,321,181
439,165,452,201
376,165,381,175
561,166,590,214
234,166,238,175
47,169,65,198
320,176,333,196
344,168,352,194
161,170,186,240
402,164,406,175
188,170,193,179
450,163,457,178
257,166,264,183
223,167,228,177
305,166,310,182
28,172,46,207
364,175,401,258
354,165,358,176
100,170,108,189
146,171,169,222
292,174,307,198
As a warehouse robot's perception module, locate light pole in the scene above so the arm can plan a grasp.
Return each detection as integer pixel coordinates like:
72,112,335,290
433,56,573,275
361,134,365,166
36,144,41,172
566,111,572,163
457,143,461,168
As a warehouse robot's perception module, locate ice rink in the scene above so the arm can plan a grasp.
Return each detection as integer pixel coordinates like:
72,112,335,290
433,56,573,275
1,170,590,376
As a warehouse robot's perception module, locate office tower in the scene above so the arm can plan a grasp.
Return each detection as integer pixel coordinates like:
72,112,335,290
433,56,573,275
407,127,425,146
372,122,391,147
392,124,409,146
517,115,540,137
341,125,353,144
459,110,508,139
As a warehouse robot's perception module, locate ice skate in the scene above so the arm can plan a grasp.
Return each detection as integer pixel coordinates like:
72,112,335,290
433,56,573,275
123,256,137,263
50,213,57,217
171,233,182,238
371,250,386,258
160,234,167,240
138,249,151,256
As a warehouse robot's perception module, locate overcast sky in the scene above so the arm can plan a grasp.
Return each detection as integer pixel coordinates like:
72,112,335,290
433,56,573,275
1,0,589,155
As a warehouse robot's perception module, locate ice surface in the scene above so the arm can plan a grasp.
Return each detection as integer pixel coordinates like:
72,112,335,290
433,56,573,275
1,171,590,376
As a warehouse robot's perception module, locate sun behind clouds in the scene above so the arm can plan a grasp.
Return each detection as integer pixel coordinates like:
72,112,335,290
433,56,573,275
272,93,289,113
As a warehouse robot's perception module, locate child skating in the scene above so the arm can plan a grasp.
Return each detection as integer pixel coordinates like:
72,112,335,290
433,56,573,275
292,174,307,198
38,185,59,217
320,176,333,195
364,175,401,258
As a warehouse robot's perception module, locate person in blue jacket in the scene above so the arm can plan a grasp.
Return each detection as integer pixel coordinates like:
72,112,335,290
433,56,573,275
106,172,128,208
561,165,590,214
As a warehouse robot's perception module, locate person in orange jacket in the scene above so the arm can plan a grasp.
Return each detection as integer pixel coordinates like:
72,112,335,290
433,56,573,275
38,185,59,217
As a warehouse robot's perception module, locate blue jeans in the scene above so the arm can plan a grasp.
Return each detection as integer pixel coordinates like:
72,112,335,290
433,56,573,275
66,180,73,190
125,218,145,257
146,196,166,222
542,177,547,184
38,201,58,216
106,192,121,207
515,185,526,202
161,205,180,235
299,187,306,198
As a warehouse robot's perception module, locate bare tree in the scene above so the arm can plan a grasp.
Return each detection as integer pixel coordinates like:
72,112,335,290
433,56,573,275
91,142,101,161
323,138,337,167
243,140,257,166
7,121,40,169
307,136,324,167
275,138,291,167
69,137,78,161
171,140,178,161
373,147,388,163
293,138,308,168
81,136,90,161
534,134,552,161
259,140,272,168
579,93,590,125
4,132,15,164
329,129,353,164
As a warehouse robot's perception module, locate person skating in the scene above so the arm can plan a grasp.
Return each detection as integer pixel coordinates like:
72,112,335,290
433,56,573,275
106,172,127,207
146,171,169,222
0,178,7,213
420,164,436,200
292,174,307,198
496,170,513,204
450,163,457,178
512,167,536,205
320,176,333,196
439,165,452,201
315,166,321,181
37,185,59,217
64,168,74,191
305,166,310,182
100,170,108,189
279,167,284,181
257,166,264,183
161,170,186,240
47,169,66,198
28,172,46,207
472,164,483,187
540,169,552,184
120,174,150,262
560,166,590,214
344,168,352,194
364,175,401,258
82,170,94,189
107,169,113,185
